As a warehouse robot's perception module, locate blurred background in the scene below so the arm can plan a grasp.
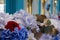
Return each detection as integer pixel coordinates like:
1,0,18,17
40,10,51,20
0,0,60,40
0,0,59,16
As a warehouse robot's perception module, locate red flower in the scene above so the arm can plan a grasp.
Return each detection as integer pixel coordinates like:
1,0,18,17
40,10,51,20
58,16,60,18
5,21,21,32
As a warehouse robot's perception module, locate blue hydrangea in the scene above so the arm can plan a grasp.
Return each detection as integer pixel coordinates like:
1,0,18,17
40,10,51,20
52,32,60,40
0,27,28,40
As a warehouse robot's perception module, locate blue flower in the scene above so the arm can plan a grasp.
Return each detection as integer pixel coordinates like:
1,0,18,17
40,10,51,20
0,27,28,40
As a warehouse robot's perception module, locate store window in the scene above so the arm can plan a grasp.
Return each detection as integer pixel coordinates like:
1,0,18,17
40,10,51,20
0,0,4,12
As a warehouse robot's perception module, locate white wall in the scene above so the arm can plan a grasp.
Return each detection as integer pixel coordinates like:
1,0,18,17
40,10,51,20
0,4,4,12
32,0,39,15
0,0,4,12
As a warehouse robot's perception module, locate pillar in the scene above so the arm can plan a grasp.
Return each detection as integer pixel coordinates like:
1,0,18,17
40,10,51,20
16,0,24,11
5,0,16,14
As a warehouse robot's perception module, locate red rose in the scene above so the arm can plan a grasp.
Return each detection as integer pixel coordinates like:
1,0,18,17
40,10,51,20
5,21,21,32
